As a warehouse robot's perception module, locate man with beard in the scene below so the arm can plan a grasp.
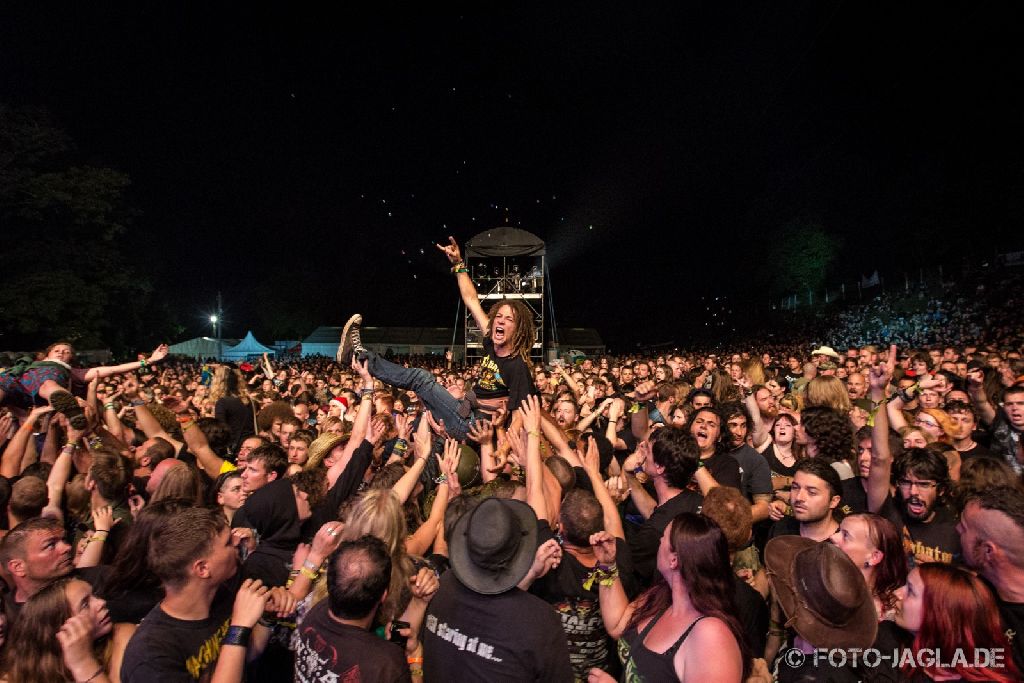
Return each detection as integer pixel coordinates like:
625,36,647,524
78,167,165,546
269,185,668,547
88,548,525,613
956,485,1024,672
718,402,772,522
876,448,961,565
552,397,579,432
769,459,842,542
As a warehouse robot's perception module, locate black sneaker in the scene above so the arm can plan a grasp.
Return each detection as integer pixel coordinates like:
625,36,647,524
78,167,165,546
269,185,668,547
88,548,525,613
337,314,363,364
50,389,87,430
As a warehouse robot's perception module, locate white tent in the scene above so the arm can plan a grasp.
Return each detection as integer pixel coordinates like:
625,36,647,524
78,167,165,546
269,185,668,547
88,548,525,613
221,331,274,361
168,336,239,360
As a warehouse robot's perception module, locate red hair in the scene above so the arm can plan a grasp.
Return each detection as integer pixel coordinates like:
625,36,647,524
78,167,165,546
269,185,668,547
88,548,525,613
908,564,1019,682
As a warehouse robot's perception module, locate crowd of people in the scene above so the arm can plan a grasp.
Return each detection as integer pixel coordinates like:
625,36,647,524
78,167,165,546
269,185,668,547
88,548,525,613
2,239,1024,682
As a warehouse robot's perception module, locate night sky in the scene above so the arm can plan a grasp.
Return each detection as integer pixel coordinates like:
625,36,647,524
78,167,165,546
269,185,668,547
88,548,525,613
2,5,1022,349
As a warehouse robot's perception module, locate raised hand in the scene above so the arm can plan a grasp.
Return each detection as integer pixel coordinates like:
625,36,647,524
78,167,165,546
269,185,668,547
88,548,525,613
466,418,494,444
352,357,373,385
309,521,345,561
410,566,440,601
518,394,542,433
149,344,169,363
56,613,103,679
435,235,463,264
394,413,412,442
589,531,618,565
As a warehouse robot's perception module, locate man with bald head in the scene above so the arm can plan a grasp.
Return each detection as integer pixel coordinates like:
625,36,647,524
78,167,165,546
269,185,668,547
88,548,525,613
958,485,1024,670
146,458,186,496
846,371,867,401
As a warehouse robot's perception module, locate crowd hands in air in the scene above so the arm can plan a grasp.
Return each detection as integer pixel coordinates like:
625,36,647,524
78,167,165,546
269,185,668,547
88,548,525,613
1,241,1024,682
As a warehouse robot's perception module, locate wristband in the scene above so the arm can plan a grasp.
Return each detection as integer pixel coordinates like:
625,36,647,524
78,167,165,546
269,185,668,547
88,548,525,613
434,474,448,485
303,558,321,572
139,358,147,368
258,616,278,628
451,262,468,274
300,566,320,581
222,625,252,647
407,657,424,664
103,403,116,411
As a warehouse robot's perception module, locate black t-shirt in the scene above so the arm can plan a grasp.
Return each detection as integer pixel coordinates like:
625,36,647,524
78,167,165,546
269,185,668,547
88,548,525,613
294,601,410,683
878,496,961,565
729,445,773,502
530,531,639,680
769,515,803,539
734,578,769,657
214,396,256,454
959,442,995,461
474,337,536,410
121,585,235,682
763,444,799,478
839,477,868,517
994,591,1024,674
628,489,703,585
697,451,742,491
423,572,573,682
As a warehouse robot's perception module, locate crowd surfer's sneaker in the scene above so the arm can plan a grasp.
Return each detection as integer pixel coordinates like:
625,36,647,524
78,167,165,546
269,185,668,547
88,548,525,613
50,389,87,430
337,314,363,364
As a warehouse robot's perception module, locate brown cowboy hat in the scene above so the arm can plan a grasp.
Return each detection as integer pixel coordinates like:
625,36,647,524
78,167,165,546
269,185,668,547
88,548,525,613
765,536,877,650
449,497,537,595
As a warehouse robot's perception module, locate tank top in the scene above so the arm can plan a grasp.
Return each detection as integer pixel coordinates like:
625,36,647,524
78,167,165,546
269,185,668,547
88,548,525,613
617,610,707,682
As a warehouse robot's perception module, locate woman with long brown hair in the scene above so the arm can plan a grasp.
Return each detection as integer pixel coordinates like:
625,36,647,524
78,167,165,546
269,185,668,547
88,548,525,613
208,365,255,454
2,578,113,683
589,513,749,682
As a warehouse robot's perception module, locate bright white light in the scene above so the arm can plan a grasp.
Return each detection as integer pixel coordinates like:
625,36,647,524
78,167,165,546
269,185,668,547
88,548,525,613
210,315,218,323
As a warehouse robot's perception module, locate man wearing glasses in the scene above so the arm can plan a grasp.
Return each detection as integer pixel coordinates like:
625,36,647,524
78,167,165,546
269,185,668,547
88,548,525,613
879,449,961,565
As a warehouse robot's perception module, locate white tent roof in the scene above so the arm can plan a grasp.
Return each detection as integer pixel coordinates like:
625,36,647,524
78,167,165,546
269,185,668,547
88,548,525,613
221,331,274,360
168,336,239,360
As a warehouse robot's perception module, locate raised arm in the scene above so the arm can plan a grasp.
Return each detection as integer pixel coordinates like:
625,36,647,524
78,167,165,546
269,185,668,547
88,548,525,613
2,406,53,478
84,344,168,382
577,398,613,434
132,404,185,453
164,398,229,477
967,366,998,426
620,443,657,520
867,346,896,513
436,236,489,334
591,531,633,640
583,438,625,540
519,395,548,523
392,418,433,504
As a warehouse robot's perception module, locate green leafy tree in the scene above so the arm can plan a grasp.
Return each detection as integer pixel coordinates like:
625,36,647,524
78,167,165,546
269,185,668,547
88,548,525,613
762,218,842,299
0,105,153,350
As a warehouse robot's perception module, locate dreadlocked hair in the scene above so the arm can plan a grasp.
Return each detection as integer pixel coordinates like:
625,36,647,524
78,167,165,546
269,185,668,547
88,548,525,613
487,299,536,362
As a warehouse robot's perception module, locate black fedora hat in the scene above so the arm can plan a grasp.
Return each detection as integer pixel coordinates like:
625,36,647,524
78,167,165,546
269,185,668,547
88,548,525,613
449,497,537,595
